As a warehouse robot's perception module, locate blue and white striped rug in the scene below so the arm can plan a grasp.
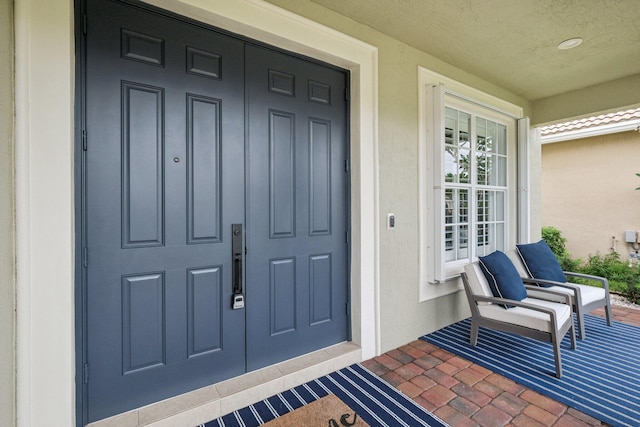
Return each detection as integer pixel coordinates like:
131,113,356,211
202,364,448,426
421,314,640,427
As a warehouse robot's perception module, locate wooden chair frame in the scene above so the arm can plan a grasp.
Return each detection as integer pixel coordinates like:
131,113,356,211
462,263,577,378
507,250,612,339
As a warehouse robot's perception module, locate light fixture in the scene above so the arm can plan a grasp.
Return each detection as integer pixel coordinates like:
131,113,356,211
557,37,583,50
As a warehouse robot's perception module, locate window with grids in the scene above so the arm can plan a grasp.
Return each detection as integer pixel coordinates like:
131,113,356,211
444,106,507,263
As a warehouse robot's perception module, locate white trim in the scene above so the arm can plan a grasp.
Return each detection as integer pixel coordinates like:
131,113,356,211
16,0,76,425
418,67,523,119
540,120,640,143
445,89,522,120
15,0,379,425
517,118,531,243
423,84,445,284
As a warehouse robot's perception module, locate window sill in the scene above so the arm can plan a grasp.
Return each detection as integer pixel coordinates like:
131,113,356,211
418,276,463,302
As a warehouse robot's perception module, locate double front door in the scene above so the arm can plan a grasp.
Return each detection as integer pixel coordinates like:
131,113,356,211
83,0,349,422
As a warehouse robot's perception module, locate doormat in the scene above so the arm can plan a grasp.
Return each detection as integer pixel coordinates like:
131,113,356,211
263,394,369,426
202,364,448,426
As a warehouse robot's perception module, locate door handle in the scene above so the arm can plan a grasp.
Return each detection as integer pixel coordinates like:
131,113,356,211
231,224,244,309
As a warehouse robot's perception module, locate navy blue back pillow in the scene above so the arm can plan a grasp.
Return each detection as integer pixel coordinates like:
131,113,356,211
478,251,527,308
516,240,567,284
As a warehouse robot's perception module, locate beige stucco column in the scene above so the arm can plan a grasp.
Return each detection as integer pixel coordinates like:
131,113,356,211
1,0,16,426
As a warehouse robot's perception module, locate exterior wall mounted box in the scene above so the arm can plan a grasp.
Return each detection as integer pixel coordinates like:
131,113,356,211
625,230,637,243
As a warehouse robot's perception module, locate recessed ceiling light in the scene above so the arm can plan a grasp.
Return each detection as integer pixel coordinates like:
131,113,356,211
557,37,583,50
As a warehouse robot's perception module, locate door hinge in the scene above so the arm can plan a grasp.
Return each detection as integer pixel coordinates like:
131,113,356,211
82,130,87,151
83,363,89,384
83,247,88,268
83,14,88,35
344,159,350,173
345,87,349,101
346,301,351,316
345,230,350,244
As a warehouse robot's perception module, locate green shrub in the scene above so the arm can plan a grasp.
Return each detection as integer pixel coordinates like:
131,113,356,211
541,226,567,256
541,226,581,272
581,252,640,303
541,226,640,303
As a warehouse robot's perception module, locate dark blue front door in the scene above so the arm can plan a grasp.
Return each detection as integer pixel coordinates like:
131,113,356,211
84,0,246,421
245,45,349,371
83,0,349,423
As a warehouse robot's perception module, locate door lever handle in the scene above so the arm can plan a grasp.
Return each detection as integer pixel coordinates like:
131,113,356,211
231,224,244,309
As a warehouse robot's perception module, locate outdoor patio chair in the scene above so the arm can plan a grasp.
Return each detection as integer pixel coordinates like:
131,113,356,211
507,242,612,340
462,256,577,378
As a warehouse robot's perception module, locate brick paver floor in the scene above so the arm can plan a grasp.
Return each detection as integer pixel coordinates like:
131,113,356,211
362,304,638,426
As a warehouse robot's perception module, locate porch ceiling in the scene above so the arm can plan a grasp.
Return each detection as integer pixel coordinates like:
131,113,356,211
299,0,640,102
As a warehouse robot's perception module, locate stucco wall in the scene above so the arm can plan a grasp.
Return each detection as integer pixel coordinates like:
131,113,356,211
532,75,640,126
0,0,16,425
541,130,640,261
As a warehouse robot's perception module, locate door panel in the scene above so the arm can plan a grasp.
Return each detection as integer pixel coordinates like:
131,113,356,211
85,0,245,421
121,82,164,247
187,94,223,244
245,45,349,371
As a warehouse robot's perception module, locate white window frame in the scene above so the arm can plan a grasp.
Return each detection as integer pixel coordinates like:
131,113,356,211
443,101,511,266
418,68,527,301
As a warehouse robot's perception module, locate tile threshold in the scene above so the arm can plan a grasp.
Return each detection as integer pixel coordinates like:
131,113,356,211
87,342,362,427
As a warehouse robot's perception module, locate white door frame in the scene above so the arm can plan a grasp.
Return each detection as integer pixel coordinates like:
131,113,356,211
14,0,379,425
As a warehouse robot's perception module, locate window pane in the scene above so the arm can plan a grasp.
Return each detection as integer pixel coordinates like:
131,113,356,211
486,121,496,153
459,148,470,183
497,124,507,155
459,112,471,150
487,155,502,185
496,191,505,221
486,191,495,221
445,147,457,183
459,189,468,222
444,108,472,184
458,224,469,259
445,225,454,261
476,118,486,186
476,153,486,185
495,223,505,252
445,107,457,127
445,109,458,183
478,190,492,223
445,189,453,223
498,156,507,186
476,117,486,150
476,230,488,256
443,188,472,262
476,224,487,251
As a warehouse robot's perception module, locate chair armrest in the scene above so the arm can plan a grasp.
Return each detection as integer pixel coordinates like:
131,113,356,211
523,285,572,305
472,295,561,316
472,293,568,333
521,277,580,298
563,271,610,291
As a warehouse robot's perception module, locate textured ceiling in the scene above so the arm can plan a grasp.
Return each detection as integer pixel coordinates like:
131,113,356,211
305,0,640,101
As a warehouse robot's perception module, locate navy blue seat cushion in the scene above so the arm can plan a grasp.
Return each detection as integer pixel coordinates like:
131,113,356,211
516,240,567,285
478,251,527,309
